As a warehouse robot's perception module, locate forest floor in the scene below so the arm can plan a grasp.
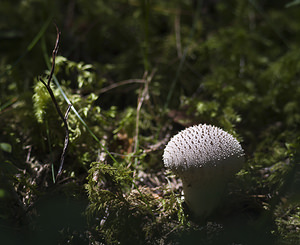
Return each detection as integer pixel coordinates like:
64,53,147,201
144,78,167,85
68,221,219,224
1,1,300,244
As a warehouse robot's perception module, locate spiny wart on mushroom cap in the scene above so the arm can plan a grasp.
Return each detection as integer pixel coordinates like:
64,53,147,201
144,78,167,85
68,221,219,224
163,124,245,219
163,124,244,171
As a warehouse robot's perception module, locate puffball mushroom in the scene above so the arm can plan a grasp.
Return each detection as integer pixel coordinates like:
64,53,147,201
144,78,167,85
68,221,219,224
163,124,244,219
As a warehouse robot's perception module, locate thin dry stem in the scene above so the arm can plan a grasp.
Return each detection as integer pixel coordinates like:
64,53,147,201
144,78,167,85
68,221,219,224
133,69,156,155
175,11,182,58
39,24,72,182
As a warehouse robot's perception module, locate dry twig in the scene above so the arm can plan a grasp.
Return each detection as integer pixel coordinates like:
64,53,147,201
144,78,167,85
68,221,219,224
39,24,71,182
97,79,145,94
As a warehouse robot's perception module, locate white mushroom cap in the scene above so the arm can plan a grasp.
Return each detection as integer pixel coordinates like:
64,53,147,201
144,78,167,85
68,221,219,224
163,124,244,219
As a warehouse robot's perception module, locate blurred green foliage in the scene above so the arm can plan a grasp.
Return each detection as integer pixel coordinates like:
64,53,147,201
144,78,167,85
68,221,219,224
1,0,300,244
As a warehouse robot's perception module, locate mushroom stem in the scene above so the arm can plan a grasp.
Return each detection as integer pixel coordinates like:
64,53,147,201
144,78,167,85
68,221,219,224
181,158,240,218
183,176,226,218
